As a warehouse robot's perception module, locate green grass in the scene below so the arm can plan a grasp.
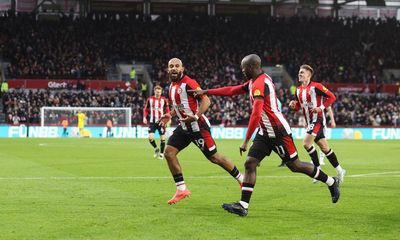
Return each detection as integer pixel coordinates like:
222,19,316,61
0,139,399,240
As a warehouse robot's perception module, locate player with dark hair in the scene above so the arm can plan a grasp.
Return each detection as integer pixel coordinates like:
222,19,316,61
143,85,170,159
159,58,244,205
191,54,340,216
289,64,346,183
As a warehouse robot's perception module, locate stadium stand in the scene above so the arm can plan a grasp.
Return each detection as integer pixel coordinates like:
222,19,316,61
1,13,399,126
2,14,400,83
2,89,144,125
2,89,399,126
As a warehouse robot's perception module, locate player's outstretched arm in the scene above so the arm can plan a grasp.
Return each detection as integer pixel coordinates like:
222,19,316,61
188,84,247,97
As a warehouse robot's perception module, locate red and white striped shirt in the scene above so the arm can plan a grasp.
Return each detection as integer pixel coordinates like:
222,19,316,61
245,73,292,138
169,75,211,132
143,95,170,123
294,82,336,126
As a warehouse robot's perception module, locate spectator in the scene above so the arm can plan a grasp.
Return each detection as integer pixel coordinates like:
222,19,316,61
129,66,137,86
3,88,398,127
140,80,148,97
1,80,8,95
0,14,398,83
0,14,399,127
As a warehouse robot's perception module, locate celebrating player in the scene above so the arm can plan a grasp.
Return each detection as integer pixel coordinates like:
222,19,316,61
143,85,170,159
191,54,340,217
159,58,244,205
289,65,346,183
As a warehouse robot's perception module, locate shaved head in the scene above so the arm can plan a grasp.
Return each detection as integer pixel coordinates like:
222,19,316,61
168,57,184,82
168,58,183,66
241,54,261,68
241,54,262,80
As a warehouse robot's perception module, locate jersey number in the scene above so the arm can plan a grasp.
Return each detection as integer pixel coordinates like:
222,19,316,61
195,138,205,150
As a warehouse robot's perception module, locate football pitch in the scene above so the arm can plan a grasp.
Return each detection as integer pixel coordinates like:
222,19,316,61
0,138,399,240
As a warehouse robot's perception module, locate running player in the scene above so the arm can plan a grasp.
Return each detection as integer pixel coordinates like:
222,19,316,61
289,65,346,184
159,58,244,205
191,54,340,216
143,85,170,159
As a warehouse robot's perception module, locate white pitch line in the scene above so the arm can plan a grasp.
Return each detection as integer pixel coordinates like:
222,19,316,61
0,172,399,180
348,171,400,177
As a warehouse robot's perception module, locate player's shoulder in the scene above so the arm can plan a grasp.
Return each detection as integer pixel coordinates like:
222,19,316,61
255,73,273,84
182,75,197,83
183,75,201,89
311,81,323,87
253,73,271,87
263,73,273,81
311,81,329,91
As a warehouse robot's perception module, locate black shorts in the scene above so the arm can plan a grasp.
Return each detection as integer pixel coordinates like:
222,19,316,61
148,122,166,135
306,120,326,142
248,132,299,163
167,125,217,158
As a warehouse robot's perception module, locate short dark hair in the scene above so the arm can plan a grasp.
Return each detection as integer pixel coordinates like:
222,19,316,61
300,64,314,76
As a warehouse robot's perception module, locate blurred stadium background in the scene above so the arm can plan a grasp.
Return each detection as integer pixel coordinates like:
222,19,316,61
0,0,399,239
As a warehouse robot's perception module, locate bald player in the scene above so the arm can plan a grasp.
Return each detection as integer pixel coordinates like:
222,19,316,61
190,54,340,216
158,58,244,205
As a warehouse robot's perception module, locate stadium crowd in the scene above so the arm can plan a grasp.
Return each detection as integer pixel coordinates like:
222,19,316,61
2,89,144,125
1,13,399,84
1,13,399,127
2,89,399,127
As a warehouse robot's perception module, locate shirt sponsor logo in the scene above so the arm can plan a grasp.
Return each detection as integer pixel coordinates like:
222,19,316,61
48,81,67,88
254,89,261,96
